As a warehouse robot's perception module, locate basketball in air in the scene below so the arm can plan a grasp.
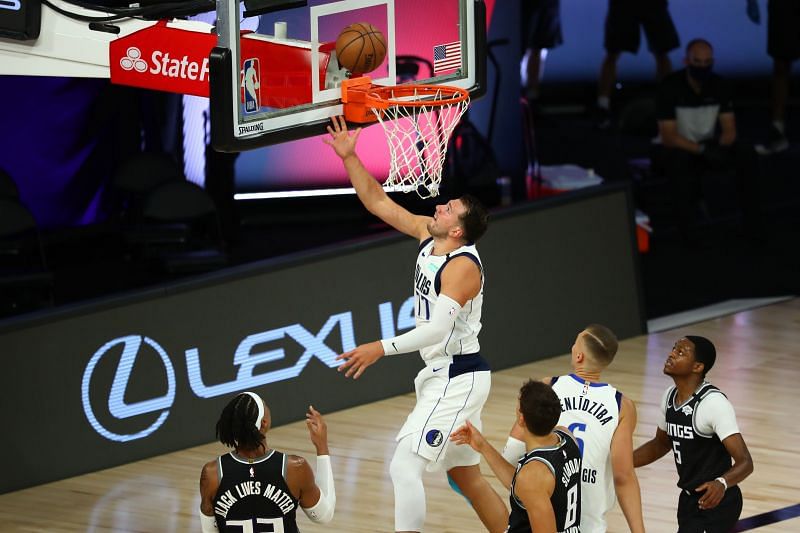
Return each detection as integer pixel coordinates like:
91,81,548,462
335,22,387,74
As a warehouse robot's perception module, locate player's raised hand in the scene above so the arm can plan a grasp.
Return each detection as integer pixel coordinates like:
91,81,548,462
450,420,489,453
336,341,384,379
323,115,362,160
306,405,329,455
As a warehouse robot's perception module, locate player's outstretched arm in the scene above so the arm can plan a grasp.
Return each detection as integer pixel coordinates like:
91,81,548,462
335,257,480,379
451,420,517,489
515,462,557,533
633,427,671,467
199,460,220,532
291,406,336,524
324,116,430,240
610,397,646,533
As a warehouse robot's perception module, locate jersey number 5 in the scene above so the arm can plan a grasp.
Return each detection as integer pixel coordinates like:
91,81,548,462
227,518,285,533
672,440,682,465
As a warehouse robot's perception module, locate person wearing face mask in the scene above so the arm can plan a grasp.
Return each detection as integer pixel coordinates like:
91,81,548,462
651,38,762,245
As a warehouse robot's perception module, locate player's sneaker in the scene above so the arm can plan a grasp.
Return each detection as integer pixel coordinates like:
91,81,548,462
755,125,789,155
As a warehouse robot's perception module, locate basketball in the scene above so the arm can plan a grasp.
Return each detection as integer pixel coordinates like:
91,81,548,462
335,22,387,74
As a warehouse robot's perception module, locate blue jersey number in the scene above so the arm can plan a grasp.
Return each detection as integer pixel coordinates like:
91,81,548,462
568,422,586,457
416,293,430,320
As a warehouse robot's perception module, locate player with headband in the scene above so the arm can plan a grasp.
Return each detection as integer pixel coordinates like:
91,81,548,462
199,392,335,532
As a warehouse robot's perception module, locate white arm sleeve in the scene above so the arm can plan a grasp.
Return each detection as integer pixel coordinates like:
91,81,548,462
695,392,740,440
381,294,462,355
302,455,335,524
502,436,526,464
200,512,218,533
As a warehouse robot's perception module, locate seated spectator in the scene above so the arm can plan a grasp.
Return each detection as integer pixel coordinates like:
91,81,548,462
651,38,761,244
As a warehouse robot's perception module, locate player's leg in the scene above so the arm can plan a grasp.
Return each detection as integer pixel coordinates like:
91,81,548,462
765,0,798,152
640,0,679,81
448,463,508,533
390,436,429,533
524,0,563,103
598,0,637,126
444,370,507,533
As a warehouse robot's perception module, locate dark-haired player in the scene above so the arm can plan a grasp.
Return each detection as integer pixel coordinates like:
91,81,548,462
452,380,582,533
634,336,754,532
199,392,335,532
326,116,507,533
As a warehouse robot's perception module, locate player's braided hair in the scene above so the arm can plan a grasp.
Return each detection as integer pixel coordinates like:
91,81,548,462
216,393,265,451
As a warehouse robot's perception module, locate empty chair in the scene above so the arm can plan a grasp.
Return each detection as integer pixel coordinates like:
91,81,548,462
130,180,227,274
112,152,184,224
0,198,53,316
0,168,20,199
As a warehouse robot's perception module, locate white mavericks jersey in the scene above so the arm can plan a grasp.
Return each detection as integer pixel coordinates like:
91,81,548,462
552,374,622,533
413,237,483,362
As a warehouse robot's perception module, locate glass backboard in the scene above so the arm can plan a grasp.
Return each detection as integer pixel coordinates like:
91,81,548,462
210,0,486,152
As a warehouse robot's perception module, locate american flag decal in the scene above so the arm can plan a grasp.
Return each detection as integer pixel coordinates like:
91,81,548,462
433,42,462,74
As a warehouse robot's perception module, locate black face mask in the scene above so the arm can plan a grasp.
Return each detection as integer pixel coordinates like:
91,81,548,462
688,65,713,83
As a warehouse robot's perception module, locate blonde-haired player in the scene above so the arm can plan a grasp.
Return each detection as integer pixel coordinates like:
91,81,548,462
503,324,646,533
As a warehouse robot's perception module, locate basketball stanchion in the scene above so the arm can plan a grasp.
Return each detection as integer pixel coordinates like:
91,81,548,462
341,76,470,198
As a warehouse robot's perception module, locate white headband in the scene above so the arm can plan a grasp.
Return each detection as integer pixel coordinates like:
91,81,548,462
242,391,265,430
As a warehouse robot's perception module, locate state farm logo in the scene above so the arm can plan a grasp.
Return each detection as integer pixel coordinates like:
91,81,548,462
117,46,210,81
119,47,147,73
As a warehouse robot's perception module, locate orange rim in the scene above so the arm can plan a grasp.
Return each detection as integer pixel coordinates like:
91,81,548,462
362,84,469,110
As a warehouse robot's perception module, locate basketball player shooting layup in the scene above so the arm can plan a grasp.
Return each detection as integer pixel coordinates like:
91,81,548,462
325,116,508,533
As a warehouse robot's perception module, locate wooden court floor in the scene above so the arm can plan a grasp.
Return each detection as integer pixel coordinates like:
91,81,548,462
1,299,798,532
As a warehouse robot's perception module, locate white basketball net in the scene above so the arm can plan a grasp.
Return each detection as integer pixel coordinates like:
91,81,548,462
370,88,470,198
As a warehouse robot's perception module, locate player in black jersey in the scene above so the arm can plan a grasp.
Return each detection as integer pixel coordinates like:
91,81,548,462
199,392,336,532
452,380,582,533
634,336,754,532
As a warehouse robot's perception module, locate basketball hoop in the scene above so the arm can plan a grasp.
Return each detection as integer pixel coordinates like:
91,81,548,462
342,77,470,198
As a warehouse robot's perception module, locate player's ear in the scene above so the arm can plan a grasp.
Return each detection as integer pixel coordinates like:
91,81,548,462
692,361,705,375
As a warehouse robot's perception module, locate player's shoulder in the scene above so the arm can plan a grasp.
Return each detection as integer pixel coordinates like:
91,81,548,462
518,456,555,483
200,458,220,486
698,386,732,407
619,393,635,410
286,453,309,469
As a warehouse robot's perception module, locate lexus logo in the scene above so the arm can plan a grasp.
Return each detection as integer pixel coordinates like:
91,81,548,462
81,335,176,442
